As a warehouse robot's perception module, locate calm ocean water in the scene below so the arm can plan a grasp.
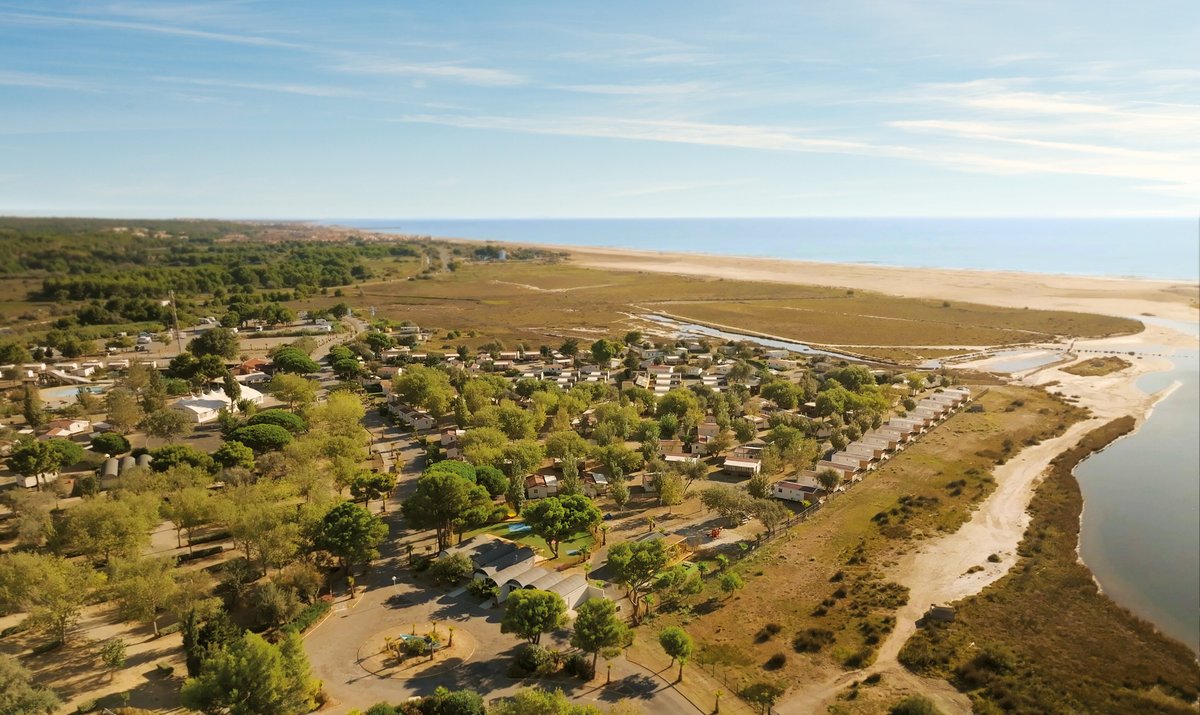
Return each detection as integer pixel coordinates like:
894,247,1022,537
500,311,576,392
342,218,1199,281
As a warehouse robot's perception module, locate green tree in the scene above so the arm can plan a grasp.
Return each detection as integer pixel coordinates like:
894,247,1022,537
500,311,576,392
105,387,144,433
544,430,590,461
699,485,753,527
214,440,256,470
149,444,215,472
393,364,456,417
474,465,508,498
99,638,127,681
350,471,395,512
268,373,318,411
719,572,745,599
559,338,580,358
90,432,131,456
590,338,622,365
110,556,178,636
502,439,546,479
658,626,694,682
522,494,601,558
22,384,46,429
143,408,194,443
401,470,491,551
7,438,67,491
653,471,685,513
0,552,104,644
272,347,320,375
0,653,60,714
570,598,629,669
315,501,388,571
63,495,157,564
188,327,240,359
606,539,668,617
501,589,567,645
164,486,215,550
230,423,293,452
816,468,842,498
247,409,307,434
181,631,318,715
460,426,507,467
752,498,790,537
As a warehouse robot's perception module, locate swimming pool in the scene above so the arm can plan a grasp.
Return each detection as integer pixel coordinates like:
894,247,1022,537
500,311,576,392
39,383,112,401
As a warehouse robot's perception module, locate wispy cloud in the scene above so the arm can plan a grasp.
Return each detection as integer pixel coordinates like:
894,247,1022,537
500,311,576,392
157,76,358,97
333,57,526,86
0,69,96,91
552,82,712,96
611,179,755,197
394,114,903,156
0,10,301,48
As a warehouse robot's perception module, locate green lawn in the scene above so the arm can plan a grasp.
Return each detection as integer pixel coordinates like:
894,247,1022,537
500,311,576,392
463,520,597,568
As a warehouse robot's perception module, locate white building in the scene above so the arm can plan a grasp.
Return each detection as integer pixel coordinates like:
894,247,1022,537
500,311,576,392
171,385,264,424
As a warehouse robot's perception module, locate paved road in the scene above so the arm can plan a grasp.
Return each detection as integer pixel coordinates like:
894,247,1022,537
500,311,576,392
304,512,700,715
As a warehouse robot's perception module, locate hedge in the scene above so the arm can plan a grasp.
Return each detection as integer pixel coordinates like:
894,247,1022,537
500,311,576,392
283,600,331,634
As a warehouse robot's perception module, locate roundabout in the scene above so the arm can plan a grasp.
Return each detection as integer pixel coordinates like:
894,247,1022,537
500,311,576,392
356,621,477,680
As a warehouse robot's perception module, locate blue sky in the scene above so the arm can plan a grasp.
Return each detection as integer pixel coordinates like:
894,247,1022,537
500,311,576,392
1,1,1198,218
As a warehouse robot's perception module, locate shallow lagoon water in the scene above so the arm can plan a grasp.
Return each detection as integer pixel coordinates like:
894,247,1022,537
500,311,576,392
1075,351,1200,652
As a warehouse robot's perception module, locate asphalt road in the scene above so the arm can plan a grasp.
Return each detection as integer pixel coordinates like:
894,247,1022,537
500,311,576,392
304,517,701,715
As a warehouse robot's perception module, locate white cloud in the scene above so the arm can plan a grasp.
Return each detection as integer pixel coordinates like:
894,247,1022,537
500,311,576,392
156,76,358,97
334,57,526,86
0,70,96,91
0,10,302,48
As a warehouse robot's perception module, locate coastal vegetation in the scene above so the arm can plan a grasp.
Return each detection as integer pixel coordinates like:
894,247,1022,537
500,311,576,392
1061,355,1133,376
899,417,1200,714
625,385,1087,699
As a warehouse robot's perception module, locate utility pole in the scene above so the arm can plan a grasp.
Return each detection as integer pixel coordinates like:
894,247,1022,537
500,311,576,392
169,290,184,354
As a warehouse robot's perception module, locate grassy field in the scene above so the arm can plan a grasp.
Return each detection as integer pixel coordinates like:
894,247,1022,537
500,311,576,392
898,417,1200,714
629,384,1086,703
300,260,1139,358
1061,355,1133,376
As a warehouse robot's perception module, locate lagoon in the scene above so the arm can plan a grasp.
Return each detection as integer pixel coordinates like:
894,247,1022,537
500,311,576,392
1075,351,1200,652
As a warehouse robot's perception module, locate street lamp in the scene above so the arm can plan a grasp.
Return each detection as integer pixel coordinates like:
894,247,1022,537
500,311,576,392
391,575,397,588
715,691,722,714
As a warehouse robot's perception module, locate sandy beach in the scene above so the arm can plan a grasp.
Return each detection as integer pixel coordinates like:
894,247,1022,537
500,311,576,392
555,244,1200,324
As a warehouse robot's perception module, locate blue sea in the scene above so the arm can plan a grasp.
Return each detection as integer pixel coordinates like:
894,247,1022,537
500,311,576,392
341,218,1199,281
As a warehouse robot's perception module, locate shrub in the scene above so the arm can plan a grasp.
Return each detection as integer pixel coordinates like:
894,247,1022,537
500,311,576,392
176,545,224,564
251,582,303,630
428,553,474,585
76,700,97,713
511,643,555,676
763,653,787,670
467,579,499,601
889,695,943,715
158,623,181,636
987,553,1001,563
187,530,231,546
793,628,835,653
564,652,595,679
755,622,783,642
155,662,175,676
284,600,332,634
